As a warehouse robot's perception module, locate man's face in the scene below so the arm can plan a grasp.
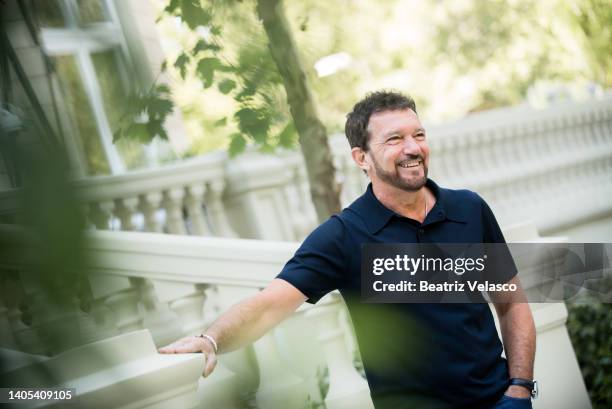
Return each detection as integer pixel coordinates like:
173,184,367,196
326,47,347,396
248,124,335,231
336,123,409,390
361,109,429,191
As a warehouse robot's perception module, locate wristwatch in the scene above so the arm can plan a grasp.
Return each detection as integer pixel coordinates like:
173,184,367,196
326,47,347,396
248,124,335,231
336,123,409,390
509,378,538,399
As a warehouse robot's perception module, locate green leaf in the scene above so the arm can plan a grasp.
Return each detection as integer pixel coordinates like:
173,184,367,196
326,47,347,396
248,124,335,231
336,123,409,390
277,121,297,148
193,39,221,54
193,40,208,55
179,0,211,30
112,128,123,143
157,126,169,141
218,79,236,94
228,133,246,156
124,123,151,143
210,25,221,35
174,53,190,79
155,84,171,95
196,57,221,88
213,117,227,127
164,0,180,14
146,119,164,139
148,98,174,118
259,143,274,153
161,60,168,72
234,107,270,142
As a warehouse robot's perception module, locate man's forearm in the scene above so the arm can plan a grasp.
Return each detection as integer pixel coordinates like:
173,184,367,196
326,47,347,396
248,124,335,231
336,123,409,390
203,279,307,354
204,295,278,354
498,303,536,379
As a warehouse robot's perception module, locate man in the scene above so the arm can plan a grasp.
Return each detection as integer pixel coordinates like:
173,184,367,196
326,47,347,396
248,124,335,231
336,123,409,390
160,91,536,409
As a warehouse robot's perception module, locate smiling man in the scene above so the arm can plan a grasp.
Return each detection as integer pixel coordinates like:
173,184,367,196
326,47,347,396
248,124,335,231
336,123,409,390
160,91,536,409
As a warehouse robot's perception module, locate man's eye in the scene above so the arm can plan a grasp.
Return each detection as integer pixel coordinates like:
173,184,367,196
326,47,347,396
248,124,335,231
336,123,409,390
386,136,401,143
415,133,426,139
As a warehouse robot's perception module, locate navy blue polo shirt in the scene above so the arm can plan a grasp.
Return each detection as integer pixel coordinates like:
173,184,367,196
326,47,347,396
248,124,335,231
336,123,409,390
277,179,512,409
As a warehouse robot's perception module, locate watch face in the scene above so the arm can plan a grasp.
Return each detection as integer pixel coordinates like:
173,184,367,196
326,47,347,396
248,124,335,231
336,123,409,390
532,380,539,399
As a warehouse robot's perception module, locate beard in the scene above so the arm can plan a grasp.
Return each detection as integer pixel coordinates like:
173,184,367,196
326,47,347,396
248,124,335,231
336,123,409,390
371,155,428,192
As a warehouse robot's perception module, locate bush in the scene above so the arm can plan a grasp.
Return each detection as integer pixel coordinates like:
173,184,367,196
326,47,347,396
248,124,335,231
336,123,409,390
566,301,612,409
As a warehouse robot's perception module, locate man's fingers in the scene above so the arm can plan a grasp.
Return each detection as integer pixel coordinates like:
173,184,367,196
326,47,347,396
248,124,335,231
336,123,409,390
158,337,197,354
158,344,176,354
172,342,201,353
203,353,217,377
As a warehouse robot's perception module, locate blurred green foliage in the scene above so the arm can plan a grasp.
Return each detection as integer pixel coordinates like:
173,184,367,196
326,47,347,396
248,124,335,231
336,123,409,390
162,0,297,156
566,301,612,408
570,0,612,87
113,83,174,144
152,0,610,156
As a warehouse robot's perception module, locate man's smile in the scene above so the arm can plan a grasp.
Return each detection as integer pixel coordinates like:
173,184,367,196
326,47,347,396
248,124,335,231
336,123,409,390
398,159,423,168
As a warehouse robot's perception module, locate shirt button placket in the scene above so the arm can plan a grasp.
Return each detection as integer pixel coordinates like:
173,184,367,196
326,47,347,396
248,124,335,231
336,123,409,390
417,227,425,242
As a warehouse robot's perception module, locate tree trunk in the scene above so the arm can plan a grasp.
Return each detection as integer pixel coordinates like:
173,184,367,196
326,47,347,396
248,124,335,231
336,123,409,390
256,0,341,222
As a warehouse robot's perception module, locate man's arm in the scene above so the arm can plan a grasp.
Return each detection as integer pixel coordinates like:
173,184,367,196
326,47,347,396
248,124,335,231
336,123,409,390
491,275,536,398
158,278,307,376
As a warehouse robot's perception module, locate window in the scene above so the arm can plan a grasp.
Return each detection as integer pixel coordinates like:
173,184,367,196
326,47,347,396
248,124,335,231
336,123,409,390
35,0,147,175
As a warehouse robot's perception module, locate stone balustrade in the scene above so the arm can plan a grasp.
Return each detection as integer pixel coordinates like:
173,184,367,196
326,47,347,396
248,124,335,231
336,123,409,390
0,224,371,409
2,98,611,242
0,222,594,409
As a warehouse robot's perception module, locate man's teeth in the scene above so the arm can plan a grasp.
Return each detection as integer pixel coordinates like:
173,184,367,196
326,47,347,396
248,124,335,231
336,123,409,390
399,160,421,168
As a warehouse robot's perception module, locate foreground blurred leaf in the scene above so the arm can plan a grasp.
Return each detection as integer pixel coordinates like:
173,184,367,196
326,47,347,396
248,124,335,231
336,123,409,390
228,132,247,156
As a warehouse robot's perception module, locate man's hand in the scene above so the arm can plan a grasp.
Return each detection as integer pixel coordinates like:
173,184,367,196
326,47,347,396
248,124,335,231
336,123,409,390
504,385,531,399
159,336,217,377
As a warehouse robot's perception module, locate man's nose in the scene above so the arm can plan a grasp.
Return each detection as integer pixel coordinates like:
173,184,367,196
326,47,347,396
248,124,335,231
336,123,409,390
402,137,421,155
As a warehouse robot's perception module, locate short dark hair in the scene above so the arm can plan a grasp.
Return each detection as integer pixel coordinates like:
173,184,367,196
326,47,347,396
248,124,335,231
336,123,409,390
345,90,417,151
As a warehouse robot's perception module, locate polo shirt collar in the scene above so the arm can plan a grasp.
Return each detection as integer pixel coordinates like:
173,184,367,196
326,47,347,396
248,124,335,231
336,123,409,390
348,179,467,234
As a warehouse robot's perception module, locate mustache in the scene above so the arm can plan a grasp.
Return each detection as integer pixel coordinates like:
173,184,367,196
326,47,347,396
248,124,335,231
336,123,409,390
396,155,423,164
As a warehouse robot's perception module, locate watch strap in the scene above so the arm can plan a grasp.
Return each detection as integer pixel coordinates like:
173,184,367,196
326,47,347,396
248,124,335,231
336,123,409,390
509,378,538,399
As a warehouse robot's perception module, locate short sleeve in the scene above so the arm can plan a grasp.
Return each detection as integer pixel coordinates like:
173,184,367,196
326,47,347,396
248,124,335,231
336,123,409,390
480,197,518,283
276,216,347,304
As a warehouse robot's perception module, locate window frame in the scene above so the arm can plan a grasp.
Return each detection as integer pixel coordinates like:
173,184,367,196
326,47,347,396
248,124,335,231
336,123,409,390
39,0,134,175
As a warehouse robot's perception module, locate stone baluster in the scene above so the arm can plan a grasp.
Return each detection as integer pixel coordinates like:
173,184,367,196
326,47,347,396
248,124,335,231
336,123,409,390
444,137,463,188
88,274,143,335
28,289,84,355
534,121,549,164
283,163,312,240
205,180,236,237
296,165,318,227
105,290,143,334
147,280,207,338
7,303,38,354
598,107,612,143
336,156,354,207
433,136,451,183
2,271,46,355
79,203,94,231
89,201,114,230
163,187,187,235
133,278,182,347
306,294,374,409
484,130,502,180
588,109,603,147
139,192,164,233
254,330,309,409
115,197,139,231
167,283,207,337
75,280,115,345
185,183,213,236
464,133,481,177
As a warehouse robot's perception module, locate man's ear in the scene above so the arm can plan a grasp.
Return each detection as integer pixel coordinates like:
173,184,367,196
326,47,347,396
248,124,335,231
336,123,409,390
351,147,370,172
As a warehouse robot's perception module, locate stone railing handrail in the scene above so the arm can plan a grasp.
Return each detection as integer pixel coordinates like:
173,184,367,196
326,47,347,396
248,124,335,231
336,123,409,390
85,229,296,288
72,151,226,201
